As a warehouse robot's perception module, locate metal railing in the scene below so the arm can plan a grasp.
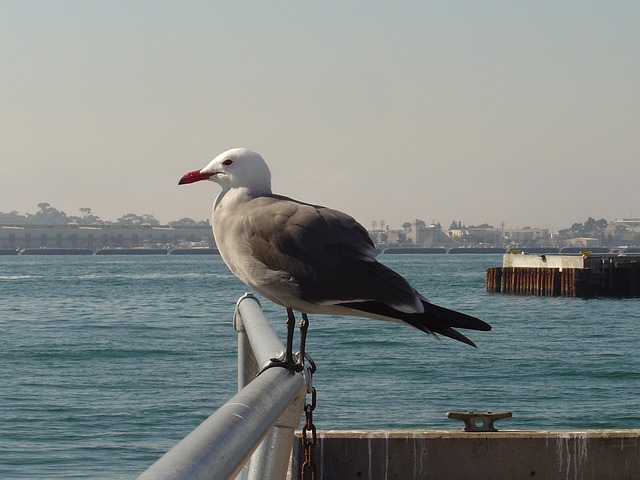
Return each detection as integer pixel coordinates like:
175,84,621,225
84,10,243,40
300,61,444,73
138,294,308,480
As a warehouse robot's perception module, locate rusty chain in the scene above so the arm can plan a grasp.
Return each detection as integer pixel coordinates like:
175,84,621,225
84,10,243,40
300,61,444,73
300,354,317,480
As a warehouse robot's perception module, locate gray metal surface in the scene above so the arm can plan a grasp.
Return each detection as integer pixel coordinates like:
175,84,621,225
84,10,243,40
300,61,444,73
234,294,286,370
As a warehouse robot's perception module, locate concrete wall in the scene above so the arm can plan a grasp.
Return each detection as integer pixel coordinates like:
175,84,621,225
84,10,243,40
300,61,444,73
502,253,587,270
290,430,640,479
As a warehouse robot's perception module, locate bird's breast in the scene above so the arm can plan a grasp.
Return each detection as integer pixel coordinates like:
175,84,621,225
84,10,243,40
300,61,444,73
213,202,304,305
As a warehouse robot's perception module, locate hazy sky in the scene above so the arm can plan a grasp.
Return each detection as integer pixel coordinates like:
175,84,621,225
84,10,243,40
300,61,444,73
2,1,638,230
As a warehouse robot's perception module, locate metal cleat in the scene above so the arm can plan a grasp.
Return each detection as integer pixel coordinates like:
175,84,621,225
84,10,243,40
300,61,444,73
446,411,512,432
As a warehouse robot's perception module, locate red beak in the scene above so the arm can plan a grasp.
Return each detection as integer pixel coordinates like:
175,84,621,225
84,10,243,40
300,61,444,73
178,170,215,185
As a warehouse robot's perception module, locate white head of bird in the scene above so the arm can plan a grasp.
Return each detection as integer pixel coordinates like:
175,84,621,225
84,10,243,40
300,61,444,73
179,148,272,195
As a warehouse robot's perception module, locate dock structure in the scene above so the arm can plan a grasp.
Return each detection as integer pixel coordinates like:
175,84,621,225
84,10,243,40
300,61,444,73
290,430,640,480
487,253,640,297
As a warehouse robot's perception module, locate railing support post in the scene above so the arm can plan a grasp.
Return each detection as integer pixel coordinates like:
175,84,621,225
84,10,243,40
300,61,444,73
234,295,259,390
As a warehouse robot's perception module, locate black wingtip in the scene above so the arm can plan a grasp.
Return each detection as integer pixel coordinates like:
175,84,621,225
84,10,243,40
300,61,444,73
337,300,490,347
413,302,489,346
415,322,479,347
438,326,478,347
427,302,491,332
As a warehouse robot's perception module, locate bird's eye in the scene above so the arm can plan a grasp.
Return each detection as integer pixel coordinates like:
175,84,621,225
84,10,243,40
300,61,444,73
222,159,233,166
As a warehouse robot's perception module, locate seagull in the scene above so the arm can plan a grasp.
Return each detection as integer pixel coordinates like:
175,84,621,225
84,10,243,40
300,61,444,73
179,148,490,363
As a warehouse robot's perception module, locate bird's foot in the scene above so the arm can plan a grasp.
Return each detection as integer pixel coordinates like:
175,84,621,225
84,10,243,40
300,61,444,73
257,308,310,374
259,350,304,373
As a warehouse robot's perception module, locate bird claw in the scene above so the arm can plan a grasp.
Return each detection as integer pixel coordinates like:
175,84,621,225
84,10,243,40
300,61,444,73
259,351,304,373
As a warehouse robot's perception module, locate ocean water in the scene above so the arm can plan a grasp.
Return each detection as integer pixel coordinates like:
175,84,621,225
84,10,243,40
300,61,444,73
1,254,639,478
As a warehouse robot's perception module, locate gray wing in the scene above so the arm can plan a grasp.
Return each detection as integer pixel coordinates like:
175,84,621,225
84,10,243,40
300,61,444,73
245,195,423,313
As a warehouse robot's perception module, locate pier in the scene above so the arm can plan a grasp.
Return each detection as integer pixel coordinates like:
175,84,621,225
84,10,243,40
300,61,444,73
487,253,640,297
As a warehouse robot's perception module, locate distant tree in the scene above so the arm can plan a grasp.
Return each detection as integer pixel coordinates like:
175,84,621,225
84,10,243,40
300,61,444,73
581,217,608,237
141,214,160,225
402,222,412,231
116,213,144,225
31,203,69,225
595,218,608,231
170,218,209,227
0,204,210,226
584,217,597,234
115,213,159,225
558,217,609,239
469,223,493,229
0,210,28,224
168,217,198,226
73,207,103,225
569,222,584,235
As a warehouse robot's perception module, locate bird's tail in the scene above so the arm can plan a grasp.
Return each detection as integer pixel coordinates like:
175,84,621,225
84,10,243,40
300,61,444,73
405,301,491,347
341,300,491,347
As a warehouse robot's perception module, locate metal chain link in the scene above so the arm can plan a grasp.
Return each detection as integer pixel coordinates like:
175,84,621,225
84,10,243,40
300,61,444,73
301,354,317,480
301,386,317,479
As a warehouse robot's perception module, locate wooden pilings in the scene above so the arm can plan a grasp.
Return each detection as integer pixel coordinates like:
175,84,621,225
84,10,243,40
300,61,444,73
487,267,561,296
487,259,640,297
559,268,592,297
486,267,502,293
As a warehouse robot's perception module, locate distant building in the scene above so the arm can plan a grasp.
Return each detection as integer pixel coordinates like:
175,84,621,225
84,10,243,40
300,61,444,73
0,224,215,250
384,230,404,245
367,227,407,247
447,226,549,246
503,227,550,244
604,218,640,245
566,237,600,248
447,227,502,245
408,221,456,246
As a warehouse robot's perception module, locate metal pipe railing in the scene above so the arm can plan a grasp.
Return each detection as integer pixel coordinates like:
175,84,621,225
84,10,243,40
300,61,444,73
138,295,307,480
233,294,307,480
234,294,287,378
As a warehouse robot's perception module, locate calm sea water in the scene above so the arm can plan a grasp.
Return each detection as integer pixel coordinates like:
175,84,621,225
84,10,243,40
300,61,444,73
1,254,639,478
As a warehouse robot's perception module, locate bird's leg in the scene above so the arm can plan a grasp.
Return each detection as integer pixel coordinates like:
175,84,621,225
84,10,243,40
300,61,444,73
296,313,310,371
284,307,297,366
259,308,308,373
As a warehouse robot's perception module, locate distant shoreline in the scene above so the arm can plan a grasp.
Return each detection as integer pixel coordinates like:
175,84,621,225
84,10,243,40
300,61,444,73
4,246,637,256
0,247,219,256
